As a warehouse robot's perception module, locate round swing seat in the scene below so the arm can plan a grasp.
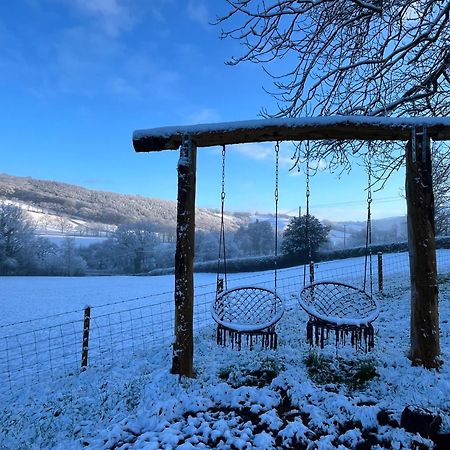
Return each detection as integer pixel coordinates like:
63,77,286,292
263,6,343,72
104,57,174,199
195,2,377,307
300,281,379,326
211,287,284,349
212,286,285,332
299,281,379,350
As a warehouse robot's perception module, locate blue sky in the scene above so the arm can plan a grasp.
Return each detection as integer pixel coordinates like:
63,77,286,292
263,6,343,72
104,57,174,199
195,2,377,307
0,0,406,221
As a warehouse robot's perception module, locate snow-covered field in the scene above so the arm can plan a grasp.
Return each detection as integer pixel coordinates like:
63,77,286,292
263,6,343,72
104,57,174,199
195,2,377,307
0,250,423,328
1,251,450,449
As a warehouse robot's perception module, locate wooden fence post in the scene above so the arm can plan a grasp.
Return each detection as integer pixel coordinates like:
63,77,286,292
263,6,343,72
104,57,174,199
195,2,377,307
81,306,91,371
309,261,315,284
377,252,383,293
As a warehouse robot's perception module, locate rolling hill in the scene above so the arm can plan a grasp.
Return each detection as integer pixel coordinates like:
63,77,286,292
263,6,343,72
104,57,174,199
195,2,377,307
0,173,244,235
0,173,407,249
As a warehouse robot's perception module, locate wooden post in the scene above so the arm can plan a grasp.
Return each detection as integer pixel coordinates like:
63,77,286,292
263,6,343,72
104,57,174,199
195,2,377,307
309,261,315,284
171,136,197,377
377,252,383,293
81,306,91,371
406,128,441,368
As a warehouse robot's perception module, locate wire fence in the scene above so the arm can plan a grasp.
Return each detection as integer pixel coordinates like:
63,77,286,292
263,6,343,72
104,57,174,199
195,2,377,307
1,249,450,397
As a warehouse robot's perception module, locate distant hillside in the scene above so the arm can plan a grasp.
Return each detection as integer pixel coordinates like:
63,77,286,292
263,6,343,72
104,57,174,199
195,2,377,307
0,173,244,233
323,216,407,249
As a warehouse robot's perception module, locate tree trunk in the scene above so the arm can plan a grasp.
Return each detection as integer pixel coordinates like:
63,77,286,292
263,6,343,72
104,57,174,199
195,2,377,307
406,130,441,368
171,136,197,377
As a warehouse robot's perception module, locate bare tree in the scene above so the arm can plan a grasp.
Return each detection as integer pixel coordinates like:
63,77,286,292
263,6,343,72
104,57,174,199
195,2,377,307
0,203,35,274
57,215,71,234
217,0,450,177
113,221,159,273
218,1,450,119
60,237,87,276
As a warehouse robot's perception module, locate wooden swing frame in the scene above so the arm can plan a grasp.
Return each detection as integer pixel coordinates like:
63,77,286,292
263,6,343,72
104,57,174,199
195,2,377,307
133,116,450,376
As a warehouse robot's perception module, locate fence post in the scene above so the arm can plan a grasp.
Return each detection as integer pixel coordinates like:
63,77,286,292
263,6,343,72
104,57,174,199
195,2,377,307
81,306,91,371
377,252,383,293
309,261,315,284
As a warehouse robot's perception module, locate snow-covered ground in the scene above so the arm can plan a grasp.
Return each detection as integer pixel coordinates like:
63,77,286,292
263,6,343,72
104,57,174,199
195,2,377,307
1,251,450,449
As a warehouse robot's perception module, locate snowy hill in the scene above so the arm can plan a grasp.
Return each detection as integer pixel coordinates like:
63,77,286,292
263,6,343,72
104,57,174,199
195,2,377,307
0,173,244,235
323,217,408,249
0,174,407,249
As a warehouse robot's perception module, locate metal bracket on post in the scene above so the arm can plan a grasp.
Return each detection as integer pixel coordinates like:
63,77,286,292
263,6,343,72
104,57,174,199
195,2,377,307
179,135,192,168
412,126,428,164
421,126,427,163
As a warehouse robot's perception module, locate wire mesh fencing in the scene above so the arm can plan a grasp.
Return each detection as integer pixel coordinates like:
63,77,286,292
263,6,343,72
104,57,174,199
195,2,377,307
1,249,450,398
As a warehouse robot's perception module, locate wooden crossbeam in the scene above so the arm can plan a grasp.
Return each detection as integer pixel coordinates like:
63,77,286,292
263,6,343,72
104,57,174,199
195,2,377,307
133,116,450,152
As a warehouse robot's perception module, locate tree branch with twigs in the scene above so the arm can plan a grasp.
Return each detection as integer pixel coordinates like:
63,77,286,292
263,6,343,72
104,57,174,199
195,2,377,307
217,0,450,185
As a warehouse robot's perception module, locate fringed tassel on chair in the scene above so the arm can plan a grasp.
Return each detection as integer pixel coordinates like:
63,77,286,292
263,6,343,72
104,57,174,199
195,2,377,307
217,325,223,345
307,319,375,352
365,323,375,351
216,326,278,350
306,319,313,346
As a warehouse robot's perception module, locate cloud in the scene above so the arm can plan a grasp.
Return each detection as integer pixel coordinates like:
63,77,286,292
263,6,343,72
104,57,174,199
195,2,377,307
108,76,139,97
286,155,329,176
187,1,210,28
186,108,221,124
46,24,126,94
0,0,197,104
229,142,300,169
146,0,174,23
232,143,274,161
119,53,182,101
70,0,132,37
288,169,303,177
68,0,175,31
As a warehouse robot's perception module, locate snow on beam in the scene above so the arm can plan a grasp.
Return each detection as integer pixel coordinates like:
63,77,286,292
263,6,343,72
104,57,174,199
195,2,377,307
133,116,450,152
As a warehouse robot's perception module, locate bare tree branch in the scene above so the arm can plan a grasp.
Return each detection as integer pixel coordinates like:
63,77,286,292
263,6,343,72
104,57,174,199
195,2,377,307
218,0,450,119
217,0,450,186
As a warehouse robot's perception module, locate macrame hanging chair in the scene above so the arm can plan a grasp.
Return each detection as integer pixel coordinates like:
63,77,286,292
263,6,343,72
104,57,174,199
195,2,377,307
300,281,379,351
211,143,285,350
297,142,379,351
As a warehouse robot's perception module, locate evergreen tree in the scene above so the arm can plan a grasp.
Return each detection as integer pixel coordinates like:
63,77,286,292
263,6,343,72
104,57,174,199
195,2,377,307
281,215,329,259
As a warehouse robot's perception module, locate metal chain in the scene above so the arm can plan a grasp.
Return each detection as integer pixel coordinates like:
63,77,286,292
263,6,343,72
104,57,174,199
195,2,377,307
217,145,227,294
221,145,226,203
274,141,280,295
303,141,312,286
305,144,311,217
306,142,313,283
364,143,373,295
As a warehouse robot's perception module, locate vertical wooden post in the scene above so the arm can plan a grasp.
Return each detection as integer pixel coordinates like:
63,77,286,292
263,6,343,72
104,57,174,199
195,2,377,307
406,128,441,368
81,306,91,371
377,252,383,293
171,136,197,377
309,261,315,284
